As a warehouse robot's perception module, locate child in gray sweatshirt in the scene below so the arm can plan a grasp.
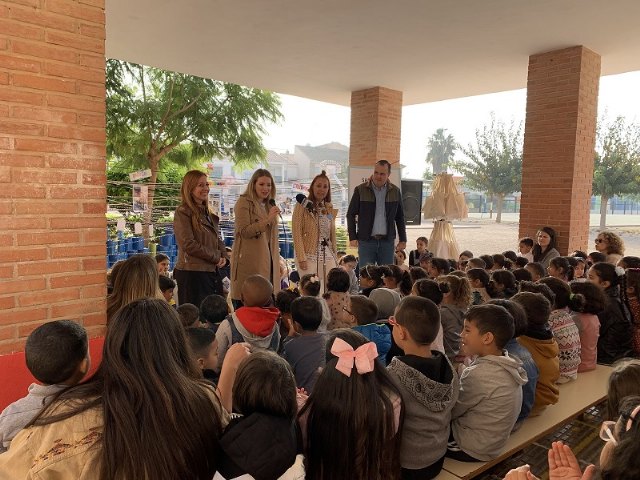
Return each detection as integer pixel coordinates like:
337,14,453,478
387,296,459,479
447,304,527,462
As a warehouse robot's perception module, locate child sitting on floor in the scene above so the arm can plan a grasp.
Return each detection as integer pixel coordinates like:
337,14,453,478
282,296,326,393
448,304,527,462
569,281,605,372
186,327,218,383
214,352,301,480
512,292,560,415
215,274,280,370
387,296,459,479
177,303,200,328
324,268,354,329
351,294,391,364
0,320,90,453
199,294,229,332
466,268,491,305
539,277,583,382
486,299,539,426
298,329,403,480
299,273,330,332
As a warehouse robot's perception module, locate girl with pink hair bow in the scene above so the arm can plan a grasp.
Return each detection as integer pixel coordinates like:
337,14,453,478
297,329,404,480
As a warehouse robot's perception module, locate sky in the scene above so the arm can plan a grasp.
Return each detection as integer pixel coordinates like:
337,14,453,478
263,70,640,179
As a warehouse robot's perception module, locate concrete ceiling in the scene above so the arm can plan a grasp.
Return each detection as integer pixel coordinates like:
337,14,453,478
106,0,640,106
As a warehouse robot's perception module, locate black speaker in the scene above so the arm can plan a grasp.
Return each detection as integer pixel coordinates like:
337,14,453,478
401,180,423,226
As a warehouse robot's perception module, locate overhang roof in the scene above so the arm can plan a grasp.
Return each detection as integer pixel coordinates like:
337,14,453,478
106,0,640,106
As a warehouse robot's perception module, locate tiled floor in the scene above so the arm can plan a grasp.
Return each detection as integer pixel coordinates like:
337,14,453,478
475,401,606,480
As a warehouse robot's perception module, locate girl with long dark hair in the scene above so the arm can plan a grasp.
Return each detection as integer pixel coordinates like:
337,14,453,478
531,226,560,269
588,262,633,364
299,329,403,480
1,299,249,479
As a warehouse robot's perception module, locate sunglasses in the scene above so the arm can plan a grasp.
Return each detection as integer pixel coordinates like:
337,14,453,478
595,239,605,244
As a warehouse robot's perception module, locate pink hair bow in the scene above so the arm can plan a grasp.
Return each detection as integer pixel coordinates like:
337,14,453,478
330,338,378,377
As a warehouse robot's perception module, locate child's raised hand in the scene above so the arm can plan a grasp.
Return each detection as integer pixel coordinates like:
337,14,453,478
548,442,596,480
223,342,251,369
296,387,309,410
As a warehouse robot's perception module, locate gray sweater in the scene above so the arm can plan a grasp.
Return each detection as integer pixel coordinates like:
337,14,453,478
0,383,66,452
451,352,527,461
387,353,459,469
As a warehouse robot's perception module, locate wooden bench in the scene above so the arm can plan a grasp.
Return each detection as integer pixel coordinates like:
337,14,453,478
436,364,613,480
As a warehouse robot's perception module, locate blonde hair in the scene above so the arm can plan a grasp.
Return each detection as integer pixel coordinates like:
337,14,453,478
106,254,163,322
243,169,276,202
600,231,625,256
180,170,211,232
441,274,472,309
308,170,332,204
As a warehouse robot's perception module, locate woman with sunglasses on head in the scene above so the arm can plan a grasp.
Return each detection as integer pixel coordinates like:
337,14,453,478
531,226,560,269
595,231,625,266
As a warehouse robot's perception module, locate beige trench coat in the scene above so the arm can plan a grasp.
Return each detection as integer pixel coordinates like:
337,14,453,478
230,194,281,301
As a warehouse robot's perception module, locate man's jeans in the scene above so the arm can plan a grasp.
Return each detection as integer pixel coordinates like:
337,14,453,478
358,238,395,267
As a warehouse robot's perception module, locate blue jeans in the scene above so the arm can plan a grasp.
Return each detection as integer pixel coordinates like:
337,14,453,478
358,238,395,267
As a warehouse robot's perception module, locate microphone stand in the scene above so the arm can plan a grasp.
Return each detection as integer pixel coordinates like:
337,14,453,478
313,202,339,294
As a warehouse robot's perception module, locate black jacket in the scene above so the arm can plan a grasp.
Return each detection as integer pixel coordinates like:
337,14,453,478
346,180,407,242
216,413,297,480
597,287,633,364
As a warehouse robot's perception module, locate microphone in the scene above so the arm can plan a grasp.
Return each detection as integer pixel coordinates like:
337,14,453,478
295,193,315,213
269,198,283,220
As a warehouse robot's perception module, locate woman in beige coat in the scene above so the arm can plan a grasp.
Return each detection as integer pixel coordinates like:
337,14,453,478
292,170,338,292
230,169,281,308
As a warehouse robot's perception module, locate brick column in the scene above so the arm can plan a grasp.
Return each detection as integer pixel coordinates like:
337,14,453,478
349,87,402,167
0,0,107,354
519,46,600,254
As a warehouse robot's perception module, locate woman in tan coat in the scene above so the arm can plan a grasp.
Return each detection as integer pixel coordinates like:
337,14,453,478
292,170,338,292
173,170,228,307
230,169,281,308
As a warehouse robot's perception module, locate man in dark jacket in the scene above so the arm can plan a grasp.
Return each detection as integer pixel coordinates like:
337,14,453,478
346,160,407,267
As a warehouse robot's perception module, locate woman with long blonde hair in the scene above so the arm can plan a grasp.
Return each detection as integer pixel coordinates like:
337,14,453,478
106,254,162,322
230,169,281,308
292,170,338,291
173,170,228,308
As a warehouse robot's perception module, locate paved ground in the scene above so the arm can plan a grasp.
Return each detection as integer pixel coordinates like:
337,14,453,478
404,218,640,257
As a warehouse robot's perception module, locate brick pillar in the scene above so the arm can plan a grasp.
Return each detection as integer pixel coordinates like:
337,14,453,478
519,46,600,255
0,0,107,354
349,87,402,167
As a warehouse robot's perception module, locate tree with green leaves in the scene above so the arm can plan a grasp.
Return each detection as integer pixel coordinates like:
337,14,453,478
450,115,523,223
593,116,640,228
106,59,282,231
424,128,457,178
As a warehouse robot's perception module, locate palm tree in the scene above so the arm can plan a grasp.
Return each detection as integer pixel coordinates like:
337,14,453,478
425,128,457,176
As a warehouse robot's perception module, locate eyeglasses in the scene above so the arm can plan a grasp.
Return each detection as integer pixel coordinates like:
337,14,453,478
600,420,618,446
595,239,605,244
